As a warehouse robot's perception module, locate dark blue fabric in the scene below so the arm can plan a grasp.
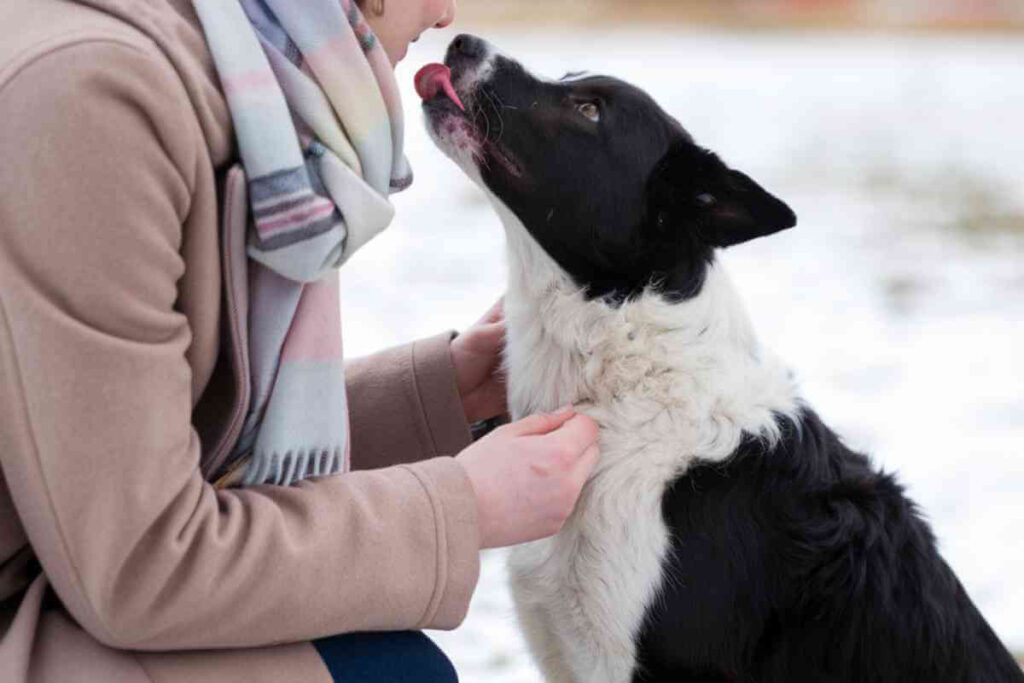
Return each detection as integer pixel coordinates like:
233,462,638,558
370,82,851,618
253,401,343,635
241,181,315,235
313,631,458,682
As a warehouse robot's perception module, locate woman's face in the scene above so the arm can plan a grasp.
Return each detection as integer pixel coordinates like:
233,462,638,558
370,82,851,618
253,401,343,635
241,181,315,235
363,0,458,66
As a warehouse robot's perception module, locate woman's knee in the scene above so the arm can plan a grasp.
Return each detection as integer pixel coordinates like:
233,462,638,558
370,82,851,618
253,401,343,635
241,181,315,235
313,631,458,682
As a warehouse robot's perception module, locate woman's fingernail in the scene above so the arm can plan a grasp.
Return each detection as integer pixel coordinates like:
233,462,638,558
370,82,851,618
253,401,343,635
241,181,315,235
553,404,574,415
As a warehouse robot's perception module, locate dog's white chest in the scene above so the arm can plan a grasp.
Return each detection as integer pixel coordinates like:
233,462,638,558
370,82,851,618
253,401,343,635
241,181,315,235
498,225,799,681
508,442,680,683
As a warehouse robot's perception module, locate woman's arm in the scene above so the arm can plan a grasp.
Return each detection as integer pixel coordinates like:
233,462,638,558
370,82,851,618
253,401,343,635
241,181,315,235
346,333,473,471
346,298,509,472
0,39,479,650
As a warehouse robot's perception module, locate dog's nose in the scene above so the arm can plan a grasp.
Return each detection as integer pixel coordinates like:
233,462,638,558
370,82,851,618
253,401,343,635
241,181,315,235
451,34,485,58
446,34,486,64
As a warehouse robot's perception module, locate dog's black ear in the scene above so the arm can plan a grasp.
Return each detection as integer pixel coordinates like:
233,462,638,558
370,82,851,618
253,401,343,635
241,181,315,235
648,142,796,248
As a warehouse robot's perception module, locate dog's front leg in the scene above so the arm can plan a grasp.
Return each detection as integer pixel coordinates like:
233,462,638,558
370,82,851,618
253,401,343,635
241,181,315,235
508,538,581,682
552,472,675,683
511,592,577,683
517,595,636,683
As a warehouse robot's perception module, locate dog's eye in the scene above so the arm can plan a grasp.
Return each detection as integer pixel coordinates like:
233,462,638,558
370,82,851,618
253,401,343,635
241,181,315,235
576,101,600,123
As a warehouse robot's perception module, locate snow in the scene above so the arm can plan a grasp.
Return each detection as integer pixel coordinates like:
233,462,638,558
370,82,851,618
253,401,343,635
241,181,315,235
339,27,1024,680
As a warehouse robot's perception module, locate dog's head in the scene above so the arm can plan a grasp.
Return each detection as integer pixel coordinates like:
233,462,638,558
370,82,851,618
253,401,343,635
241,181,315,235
421,35,796,302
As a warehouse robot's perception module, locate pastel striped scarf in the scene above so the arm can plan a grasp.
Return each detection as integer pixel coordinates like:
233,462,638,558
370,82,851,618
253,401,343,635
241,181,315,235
191,0,411,486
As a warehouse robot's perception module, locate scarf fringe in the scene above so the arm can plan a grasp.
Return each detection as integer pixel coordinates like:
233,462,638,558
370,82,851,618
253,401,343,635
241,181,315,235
243,446,346,487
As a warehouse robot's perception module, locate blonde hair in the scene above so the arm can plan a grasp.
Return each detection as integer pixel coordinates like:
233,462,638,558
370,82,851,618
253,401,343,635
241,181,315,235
355,0,385,16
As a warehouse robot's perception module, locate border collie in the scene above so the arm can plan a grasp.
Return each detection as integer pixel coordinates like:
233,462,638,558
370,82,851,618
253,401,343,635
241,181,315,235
417,34,1023,683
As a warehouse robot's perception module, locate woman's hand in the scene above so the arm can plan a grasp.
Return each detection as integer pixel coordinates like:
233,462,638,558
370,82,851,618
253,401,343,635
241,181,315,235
450,298,508,424
456,406,601,549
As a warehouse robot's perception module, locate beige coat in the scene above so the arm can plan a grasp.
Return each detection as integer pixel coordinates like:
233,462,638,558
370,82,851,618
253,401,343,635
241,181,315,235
0,0,481,680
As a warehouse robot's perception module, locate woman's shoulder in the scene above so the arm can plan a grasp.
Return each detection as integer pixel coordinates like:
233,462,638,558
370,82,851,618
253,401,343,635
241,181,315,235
0,0,160,85
1,0,229,160
0,2,207,297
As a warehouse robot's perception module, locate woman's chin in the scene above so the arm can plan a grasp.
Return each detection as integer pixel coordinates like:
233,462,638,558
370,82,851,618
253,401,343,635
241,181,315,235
385,42,408,67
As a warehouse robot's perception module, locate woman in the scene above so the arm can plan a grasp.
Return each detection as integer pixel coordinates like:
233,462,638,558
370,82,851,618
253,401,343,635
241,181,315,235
0,0,600,680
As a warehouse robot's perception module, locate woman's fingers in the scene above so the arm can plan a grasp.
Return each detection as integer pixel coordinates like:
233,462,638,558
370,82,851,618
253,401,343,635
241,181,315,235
572,443,601,489
508,405,576,436
456,406,601,549
470,320,506,351
544,413,600,457
478,296,505,325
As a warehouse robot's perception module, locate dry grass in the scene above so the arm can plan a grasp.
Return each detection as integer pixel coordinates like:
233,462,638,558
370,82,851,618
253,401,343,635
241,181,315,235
859,166,1024,239
455,0,1024,33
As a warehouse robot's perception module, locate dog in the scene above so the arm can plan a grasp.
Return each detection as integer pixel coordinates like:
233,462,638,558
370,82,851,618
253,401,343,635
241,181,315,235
418,34,1023,683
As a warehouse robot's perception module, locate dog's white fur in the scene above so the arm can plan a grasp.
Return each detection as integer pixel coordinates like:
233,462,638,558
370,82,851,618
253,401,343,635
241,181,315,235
496,199,800,682
427,49,801,682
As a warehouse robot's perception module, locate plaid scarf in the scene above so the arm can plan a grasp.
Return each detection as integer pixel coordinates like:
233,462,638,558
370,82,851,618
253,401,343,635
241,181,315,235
191,0,411,486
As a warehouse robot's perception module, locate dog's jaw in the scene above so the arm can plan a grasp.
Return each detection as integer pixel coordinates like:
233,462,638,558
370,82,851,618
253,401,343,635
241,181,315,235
422,42,500,184
424,112,485,184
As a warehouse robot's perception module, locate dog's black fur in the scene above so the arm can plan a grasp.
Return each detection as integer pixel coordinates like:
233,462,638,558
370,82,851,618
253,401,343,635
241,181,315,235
635,408,1021,682
431,35,1022,682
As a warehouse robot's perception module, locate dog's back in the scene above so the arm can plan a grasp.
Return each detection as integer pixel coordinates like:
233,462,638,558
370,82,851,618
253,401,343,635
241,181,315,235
636,409,1023,682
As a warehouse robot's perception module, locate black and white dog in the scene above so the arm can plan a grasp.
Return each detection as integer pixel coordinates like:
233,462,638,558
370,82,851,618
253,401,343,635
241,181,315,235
419,35,1022,683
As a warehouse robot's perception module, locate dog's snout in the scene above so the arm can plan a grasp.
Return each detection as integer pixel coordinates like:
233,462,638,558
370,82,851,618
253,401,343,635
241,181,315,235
452,34,485,58
446,33,487,69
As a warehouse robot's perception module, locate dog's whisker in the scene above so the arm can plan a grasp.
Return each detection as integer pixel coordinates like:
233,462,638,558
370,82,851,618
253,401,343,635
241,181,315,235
473,99,492,145
475,85,499,144
485,89,505,144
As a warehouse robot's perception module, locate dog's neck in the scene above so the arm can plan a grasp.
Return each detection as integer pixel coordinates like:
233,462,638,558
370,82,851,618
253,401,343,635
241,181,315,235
494,199,800,466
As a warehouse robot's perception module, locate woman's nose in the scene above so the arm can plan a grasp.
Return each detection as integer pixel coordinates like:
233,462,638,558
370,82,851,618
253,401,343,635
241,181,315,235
435,0,457,28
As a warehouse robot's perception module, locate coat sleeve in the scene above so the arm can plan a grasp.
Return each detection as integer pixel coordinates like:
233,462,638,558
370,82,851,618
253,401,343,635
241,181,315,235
0,39,478,650
346,333,474,472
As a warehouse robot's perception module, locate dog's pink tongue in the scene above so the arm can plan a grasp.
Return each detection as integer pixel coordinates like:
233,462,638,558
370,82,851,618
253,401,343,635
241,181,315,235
414,63,465,111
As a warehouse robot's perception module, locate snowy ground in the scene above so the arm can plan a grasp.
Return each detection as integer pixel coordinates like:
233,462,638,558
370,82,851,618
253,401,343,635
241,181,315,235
339,28,1024,680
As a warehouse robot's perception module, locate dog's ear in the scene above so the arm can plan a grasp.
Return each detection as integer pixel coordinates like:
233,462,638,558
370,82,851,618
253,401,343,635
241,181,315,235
647,142,796,248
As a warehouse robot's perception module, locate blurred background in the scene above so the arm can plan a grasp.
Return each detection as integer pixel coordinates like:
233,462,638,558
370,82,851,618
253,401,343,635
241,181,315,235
339,1,1023,679
455,0,1024,30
